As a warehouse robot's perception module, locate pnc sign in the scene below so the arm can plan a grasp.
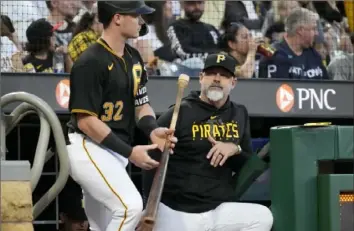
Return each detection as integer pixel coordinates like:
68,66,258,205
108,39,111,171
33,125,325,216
276,84,336,113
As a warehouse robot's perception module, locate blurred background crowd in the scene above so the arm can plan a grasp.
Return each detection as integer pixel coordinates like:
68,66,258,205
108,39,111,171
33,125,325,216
1,0,353,81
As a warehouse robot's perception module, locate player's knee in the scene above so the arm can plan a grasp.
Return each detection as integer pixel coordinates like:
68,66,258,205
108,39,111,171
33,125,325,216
255,205,273,228
112,194,143,221
127,196,143,218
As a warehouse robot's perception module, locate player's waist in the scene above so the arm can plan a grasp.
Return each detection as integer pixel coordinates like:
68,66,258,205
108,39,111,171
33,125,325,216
67,126,132,145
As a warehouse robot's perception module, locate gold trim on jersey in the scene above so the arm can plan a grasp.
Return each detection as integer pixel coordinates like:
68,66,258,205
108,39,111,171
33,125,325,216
71,109,98,117
97,39,127,72
82,138,128,231
132,64,142,97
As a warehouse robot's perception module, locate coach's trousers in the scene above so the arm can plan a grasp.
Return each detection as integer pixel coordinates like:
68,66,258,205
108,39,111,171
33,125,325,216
67,133,143,231
153,202,273,231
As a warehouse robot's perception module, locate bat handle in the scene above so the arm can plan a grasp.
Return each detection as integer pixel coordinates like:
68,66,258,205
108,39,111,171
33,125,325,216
143,217,154,225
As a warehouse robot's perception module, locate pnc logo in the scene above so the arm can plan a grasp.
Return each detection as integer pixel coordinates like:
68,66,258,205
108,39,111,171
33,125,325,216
276,84,294,112
55,79,70,109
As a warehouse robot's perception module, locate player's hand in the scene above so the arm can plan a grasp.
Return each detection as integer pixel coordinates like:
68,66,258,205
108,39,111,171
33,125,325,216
150,127,178,154
129,144,159,170
207,136,240,167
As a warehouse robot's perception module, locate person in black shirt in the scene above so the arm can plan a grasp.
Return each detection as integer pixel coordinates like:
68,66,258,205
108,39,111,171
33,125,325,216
167,0,220,62
66,1,177,231
258,8,329,80
143,53,273,231
23,18,60,73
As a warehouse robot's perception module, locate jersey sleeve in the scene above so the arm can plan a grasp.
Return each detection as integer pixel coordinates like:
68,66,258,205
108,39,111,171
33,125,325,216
69,59,103,117
134,62,150,107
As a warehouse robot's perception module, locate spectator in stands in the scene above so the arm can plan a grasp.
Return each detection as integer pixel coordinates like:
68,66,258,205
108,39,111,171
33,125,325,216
0,14,22,52
134,0,174,63
68,7,102,62
167,0,220,68
0,14,25,72
258,8,329,80
298,1,326,51
327,33,354,81
222,1,265,38
59,197,89,231
22,18,59,73
264,22,285,45
261,1,300,37
73,1,97,24
313,1,344,25
46,0,78,73
220,23,261,79
0,1,49,45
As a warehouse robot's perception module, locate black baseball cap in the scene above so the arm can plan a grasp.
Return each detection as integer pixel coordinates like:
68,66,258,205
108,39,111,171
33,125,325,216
98,1,155,22
26,18,61,43
203,53,237,77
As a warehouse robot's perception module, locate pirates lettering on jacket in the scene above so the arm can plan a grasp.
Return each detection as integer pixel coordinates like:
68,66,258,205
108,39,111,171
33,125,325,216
191,118,239,141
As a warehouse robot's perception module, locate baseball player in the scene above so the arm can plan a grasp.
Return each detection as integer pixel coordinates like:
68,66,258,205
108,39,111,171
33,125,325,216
143,53,273,231
66,1,177,231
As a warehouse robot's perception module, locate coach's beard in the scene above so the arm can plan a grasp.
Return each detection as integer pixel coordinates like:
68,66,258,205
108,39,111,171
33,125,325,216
206,89,224,102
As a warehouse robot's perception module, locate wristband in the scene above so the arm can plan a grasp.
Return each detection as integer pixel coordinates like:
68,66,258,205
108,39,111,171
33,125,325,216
137,115,158,137
101,131,133,158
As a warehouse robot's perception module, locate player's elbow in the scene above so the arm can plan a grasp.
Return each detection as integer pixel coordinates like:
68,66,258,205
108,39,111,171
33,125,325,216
76,114,97,134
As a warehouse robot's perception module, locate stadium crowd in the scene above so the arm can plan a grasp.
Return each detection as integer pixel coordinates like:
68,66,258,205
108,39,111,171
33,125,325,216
1,0,353,80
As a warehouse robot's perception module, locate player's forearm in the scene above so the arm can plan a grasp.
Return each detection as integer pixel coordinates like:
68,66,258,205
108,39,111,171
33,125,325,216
135,104,158,137
77,115,111,143
77,115,133,157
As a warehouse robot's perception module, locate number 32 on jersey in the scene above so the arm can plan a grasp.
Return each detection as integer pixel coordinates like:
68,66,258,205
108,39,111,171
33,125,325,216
101,101,124,122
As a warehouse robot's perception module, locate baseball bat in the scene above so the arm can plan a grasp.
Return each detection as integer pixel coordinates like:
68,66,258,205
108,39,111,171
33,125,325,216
141,74,190,230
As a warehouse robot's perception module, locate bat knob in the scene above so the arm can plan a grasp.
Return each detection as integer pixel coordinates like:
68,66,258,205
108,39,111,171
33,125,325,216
178,74,190,88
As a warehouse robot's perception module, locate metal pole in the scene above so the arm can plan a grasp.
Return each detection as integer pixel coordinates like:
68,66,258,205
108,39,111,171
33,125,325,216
4,103,51,192
0,113,6,160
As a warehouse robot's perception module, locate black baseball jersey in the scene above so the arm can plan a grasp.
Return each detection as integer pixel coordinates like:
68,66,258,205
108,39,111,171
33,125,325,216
68,38,150,145
22,52,54,73
145,91,253,213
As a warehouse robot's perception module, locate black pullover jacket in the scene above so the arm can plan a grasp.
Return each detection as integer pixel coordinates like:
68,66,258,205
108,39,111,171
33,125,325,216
145,91,253,213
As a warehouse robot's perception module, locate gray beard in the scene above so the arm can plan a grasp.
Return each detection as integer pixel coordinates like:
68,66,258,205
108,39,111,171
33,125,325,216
207,90,224,102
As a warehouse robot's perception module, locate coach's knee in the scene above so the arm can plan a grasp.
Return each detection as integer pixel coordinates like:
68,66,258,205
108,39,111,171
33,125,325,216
255,205,273,228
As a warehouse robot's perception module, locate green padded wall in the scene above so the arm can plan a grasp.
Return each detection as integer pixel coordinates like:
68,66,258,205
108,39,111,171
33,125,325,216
318,174,354,231
270,125,353,231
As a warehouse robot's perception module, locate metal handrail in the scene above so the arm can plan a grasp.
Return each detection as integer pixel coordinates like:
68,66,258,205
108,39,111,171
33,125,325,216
1,92,69,219
5,103,50,191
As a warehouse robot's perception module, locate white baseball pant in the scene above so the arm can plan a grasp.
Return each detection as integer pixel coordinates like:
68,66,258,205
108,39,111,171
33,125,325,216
67,133,143,231
152,202,273,231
